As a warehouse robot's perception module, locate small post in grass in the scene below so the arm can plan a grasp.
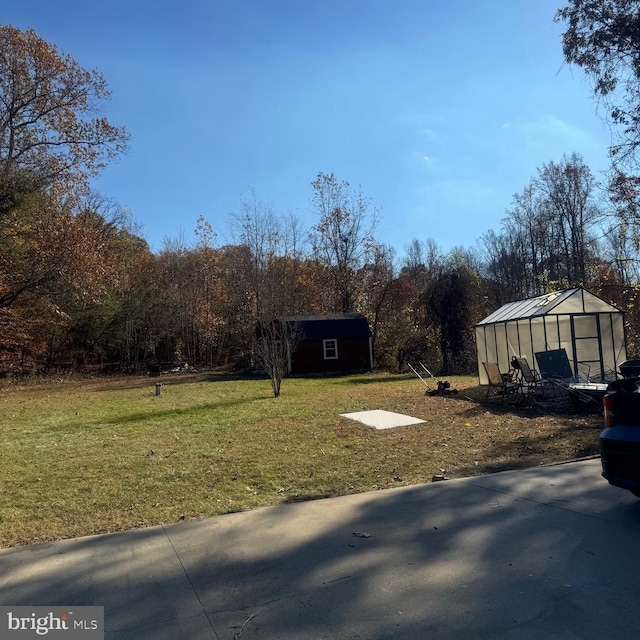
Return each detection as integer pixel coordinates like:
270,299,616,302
155,383,162,396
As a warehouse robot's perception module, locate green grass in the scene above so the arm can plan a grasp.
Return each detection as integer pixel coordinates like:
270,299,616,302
0,372,601,547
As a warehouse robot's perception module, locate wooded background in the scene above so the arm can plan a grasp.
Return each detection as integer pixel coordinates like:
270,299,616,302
4,5,640,376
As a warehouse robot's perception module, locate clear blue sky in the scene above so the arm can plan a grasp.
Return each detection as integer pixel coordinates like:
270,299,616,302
4,0,612,257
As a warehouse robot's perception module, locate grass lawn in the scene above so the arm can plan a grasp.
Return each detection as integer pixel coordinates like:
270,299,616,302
0,372,602,548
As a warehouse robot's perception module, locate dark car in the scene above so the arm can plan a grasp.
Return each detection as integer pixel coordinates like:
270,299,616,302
600,376,640,497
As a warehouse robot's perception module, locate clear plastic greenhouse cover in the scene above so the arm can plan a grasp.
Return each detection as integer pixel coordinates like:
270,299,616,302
475,288,626,385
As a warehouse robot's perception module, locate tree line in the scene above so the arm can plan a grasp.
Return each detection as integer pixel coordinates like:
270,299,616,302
4,5,640,377
4,156,640,377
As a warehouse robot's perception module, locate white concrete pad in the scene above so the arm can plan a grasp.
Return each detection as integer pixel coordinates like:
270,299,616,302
340,409,425,429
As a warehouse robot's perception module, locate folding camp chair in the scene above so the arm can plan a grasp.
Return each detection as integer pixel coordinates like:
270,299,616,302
483,362,519,403
512,357,544,399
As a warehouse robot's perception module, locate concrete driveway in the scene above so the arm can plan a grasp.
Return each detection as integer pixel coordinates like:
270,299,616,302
1,458,639,639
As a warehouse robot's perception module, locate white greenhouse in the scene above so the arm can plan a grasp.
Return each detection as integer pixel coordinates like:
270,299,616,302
475,288,627,385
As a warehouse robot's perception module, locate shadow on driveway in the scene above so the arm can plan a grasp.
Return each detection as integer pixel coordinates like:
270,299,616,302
1,460,639,639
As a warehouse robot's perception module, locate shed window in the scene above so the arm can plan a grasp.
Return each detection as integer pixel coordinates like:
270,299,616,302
323,339,338,360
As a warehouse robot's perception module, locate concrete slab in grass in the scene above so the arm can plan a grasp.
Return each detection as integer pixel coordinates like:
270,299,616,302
340,409,425,429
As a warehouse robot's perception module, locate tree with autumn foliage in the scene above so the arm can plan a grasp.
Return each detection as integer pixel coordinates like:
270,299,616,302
0,25,129,309
556,0,640,165
0,25,129,193
0,25,129,371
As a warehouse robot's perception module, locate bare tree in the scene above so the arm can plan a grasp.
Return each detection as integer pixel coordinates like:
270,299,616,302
231,190,308,320
310,172,380,312
536,153,603,286
230,190,310,394
478,229,531,304
482,153,604,300
255,318,300,397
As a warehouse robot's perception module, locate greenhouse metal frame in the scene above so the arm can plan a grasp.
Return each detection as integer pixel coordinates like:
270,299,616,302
475,288,627,385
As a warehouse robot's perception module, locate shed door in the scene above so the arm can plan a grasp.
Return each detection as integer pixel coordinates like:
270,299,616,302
570,314,603,381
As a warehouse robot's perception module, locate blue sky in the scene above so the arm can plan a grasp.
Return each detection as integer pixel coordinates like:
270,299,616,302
4,0,612,257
